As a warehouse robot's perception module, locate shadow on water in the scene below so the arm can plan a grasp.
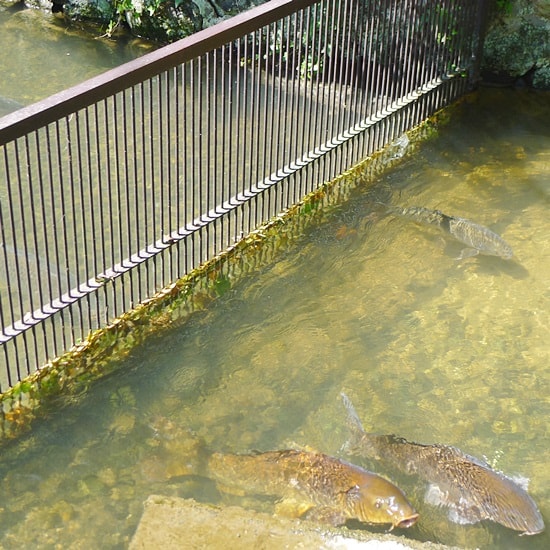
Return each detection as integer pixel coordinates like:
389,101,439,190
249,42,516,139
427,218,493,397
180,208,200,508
0,89,548,548
471,256,530,280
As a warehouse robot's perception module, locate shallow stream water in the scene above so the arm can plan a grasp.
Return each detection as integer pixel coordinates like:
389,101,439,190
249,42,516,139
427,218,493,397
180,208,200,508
0,56,549,550
0,6,154,115
0,14,550,549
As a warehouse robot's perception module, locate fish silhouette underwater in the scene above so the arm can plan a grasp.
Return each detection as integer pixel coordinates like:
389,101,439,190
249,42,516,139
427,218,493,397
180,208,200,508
382,205,513,260
206,449,419,529
340,393,544,536
141,418,418,530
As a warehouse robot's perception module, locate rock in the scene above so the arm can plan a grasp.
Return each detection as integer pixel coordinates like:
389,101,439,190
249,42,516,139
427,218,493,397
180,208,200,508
56,0,262,43
123,0,202,43
62,0,115,23
481,0,550,89
129,495,458,550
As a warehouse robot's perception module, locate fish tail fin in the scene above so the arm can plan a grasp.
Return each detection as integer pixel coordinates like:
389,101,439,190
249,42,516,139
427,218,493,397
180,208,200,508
340,392,367,454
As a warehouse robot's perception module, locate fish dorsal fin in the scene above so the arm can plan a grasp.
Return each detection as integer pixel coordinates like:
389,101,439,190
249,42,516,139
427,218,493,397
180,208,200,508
340,392,366,432
340,392,368,454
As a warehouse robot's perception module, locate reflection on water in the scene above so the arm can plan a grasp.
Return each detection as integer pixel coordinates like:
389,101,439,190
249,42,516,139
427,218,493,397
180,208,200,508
0,6,154,115
0,89,549,548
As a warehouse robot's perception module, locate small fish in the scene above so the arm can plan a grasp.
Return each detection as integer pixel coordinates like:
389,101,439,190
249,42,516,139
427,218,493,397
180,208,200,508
385,205,513,260
340,393,544,535
206,449,419,529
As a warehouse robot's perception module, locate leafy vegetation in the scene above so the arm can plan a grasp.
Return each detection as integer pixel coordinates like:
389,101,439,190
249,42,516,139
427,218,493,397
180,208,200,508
495,0,514,15
96,0,201,41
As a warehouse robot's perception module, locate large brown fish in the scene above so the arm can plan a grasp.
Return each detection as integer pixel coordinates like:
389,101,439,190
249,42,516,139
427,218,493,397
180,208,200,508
340,393,544,536
206,449,418,529
141,420,418,530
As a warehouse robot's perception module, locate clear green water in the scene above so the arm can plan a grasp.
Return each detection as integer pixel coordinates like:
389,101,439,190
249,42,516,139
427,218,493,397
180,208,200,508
0,90,549,548
0,6,154,115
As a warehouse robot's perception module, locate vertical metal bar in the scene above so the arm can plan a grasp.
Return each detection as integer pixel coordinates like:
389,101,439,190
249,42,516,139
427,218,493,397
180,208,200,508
236,37,247,233
169,67,178,281
206,50,215,247
211,50,220,245
0,0,487,393
221,44,233,244
105,97,118,317
197,56,205,256
293,10,302,202
341,0,360,165
247,30,257,226
172,66,181,280
278,15,289,210
162,68,170,285
382,0,398,147
301,6,313,164
13,141,32,378
10,143,28,325
265,21,276,218
310,2,325,166
323,0,337,178
259,26,270,221
332,0,349,176
0,147,18,385
390,0,407,140
137,81,146,296
95,102,108,324
71,111,85,332
31,131,50,357
112,94,122,317
342,0,357,169
53,120,71,348
370,1,384,153
81,108,96,331
157,71,166,286
270,19,283,211
122,89,133,305
190,58,198,230
252,28,265,223
155,73,164,286
147,78,156,291
181,62,189,274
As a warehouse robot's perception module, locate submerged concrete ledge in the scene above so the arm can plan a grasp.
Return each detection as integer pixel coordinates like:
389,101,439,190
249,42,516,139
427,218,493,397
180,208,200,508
129,495,458,550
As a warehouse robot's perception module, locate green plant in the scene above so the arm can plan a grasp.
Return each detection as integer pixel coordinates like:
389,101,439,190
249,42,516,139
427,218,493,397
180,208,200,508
496,0,514,15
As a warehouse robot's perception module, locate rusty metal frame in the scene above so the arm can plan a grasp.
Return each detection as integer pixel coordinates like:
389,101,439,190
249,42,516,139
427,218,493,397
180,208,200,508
0,0,318,144
0,0,489,393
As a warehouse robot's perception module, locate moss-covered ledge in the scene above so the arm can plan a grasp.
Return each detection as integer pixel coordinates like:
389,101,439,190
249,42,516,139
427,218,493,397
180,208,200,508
0,99,452,444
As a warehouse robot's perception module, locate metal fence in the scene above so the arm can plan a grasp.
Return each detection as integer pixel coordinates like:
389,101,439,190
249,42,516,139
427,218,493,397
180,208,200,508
0,0,487,393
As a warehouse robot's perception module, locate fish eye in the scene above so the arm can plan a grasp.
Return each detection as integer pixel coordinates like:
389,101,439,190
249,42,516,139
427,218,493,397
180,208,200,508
375,499,383,509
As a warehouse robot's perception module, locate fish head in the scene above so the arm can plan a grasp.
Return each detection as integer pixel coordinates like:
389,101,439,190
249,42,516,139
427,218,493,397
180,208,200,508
341,473,418,529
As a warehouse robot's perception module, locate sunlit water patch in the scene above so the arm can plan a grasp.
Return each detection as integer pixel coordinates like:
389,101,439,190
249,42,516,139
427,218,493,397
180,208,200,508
0,7,153,114
0,89,548,549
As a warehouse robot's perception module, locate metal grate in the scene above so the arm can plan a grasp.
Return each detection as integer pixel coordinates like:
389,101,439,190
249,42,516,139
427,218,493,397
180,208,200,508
0,0,487,392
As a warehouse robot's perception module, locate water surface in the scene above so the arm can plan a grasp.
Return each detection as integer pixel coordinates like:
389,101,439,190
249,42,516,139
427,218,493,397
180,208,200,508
0,89,548,549
0,6,153,115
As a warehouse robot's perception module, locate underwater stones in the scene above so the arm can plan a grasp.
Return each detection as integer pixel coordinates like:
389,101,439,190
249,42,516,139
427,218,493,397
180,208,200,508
129,495,454,550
